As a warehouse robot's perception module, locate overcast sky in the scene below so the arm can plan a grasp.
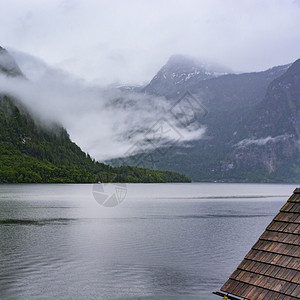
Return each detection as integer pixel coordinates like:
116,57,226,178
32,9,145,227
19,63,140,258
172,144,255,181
1,0,300,85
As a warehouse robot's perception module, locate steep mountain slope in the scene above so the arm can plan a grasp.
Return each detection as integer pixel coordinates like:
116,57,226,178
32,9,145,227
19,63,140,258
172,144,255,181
0,46,23,77
236,59,300,139
112,55,298,182
189,64,291,111
0,48,191,183
226,58,300,181
140,55,291,148
143,54,290,110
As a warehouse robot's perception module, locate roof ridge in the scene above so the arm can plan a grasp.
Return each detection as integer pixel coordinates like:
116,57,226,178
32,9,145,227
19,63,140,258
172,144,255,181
293,188,300,194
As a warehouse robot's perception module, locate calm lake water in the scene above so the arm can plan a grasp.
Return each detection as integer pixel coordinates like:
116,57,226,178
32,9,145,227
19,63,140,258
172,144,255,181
0,183,296,299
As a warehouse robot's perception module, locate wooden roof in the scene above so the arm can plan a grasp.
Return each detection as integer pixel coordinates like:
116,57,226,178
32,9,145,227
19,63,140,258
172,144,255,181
219,188,300,300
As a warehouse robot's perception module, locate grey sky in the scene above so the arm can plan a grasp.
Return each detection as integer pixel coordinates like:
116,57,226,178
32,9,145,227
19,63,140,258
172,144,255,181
1,0,300,84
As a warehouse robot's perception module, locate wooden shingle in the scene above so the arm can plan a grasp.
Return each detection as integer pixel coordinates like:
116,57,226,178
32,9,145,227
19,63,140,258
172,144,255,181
218,188,300,299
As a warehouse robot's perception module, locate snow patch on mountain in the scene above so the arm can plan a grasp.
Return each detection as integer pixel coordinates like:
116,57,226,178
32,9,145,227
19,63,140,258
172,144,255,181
236,134,293,148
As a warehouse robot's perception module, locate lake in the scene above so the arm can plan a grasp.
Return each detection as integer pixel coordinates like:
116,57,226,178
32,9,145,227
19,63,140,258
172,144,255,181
0,183,296,299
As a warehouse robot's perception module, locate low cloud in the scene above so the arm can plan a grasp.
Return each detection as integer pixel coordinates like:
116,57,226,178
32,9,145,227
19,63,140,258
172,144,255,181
1,0,300,84
0,56,206,161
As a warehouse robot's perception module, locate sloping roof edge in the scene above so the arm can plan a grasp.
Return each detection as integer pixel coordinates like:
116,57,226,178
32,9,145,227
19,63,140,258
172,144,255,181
215,187,300,300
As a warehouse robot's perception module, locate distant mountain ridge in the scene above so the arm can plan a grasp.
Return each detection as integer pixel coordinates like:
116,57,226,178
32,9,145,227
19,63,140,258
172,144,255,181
111,55,299,183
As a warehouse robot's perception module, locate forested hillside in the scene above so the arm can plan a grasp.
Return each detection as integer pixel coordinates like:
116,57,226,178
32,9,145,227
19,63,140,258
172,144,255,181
0,95,190,183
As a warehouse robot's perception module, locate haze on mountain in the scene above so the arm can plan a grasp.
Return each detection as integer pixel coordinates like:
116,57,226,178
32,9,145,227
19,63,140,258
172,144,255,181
110,55,300,183
1,0,299,183
0,47,191,183
0,47,207,162
2,42,300,183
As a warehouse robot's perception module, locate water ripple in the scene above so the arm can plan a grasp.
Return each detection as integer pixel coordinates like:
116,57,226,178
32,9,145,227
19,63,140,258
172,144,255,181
0,218,77,226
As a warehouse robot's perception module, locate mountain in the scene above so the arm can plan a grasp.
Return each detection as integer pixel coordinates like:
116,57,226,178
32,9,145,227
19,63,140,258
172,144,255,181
226,58,300,182
0,46,24,77
111,55,298,183
142,54,229,97
188,63,291,112
0,47,191,183
3,47,297,183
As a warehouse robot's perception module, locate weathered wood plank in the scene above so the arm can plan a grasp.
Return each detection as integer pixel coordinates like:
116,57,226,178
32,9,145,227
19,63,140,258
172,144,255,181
218,189,300,299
